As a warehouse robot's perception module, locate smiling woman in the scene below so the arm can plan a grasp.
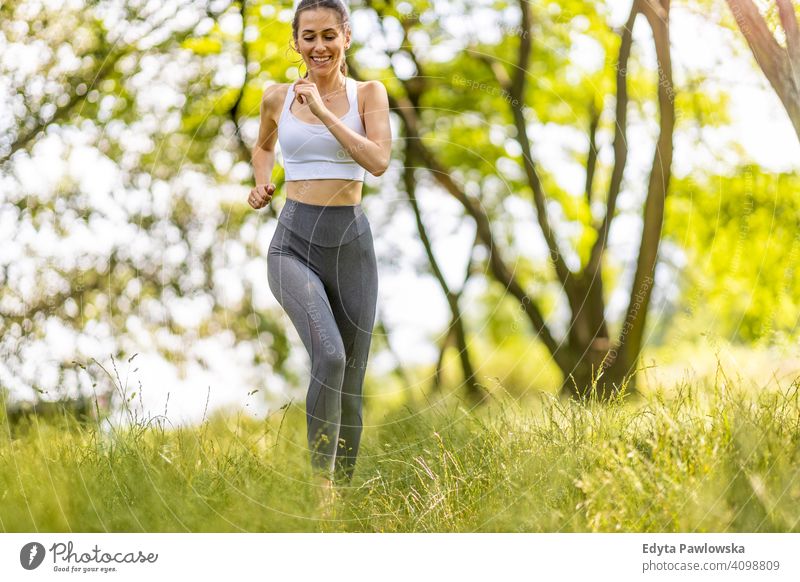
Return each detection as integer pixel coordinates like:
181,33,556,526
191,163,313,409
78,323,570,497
247,0,392,515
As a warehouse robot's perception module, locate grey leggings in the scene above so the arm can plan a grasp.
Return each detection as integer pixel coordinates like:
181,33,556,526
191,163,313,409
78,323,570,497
267,198,378,483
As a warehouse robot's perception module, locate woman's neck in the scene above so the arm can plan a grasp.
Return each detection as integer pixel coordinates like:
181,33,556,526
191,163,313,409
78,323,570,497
307,71,347,97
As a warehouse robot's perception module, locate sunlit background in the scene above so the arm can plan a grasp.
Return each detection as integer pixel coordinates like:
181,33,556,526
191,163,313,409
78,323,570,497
2,0,799,425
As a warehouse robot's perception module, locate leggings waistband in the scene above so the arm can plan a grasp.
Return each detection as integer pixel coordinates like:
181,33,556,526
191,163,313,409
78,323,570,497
277,198,369,247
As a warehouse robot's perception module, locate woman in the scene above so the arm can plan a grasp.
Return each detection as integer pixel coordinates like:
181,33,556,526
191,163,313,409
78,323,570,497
248,0,391,509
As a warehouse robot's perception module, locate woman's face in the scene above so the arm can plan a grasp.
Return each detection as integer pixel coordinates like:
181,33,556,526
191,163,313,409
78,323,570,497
294,8,350,74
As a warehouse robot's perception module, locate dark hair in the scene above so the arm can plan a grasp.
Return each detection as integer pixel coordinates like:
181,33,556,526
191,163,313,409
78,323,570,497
292,0,350,79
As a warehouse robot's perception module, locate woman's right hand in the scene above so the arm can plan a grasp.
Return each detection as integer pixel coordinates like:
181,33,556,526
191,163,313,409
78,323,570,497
248,183,275,209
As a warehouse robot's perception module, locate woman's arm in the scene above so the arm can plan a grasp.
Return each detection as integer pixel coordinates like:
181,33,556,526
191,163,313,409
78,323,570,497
252,84,281,185
298,79,392,176
249,85,281,208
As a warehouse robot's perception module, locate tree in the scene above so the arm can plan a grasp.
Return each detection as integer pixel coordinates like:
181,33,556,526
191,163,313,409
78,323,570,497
0,0,296,402
354,0,680,398
4,0,745,409
724,0,800,143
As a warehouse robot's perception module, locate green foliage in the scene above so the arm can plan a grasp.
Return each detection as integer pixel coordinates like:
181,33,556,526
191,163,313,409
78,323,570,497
0,0,788,416
181,37,223,56
0,1,299,398
665,166,800,342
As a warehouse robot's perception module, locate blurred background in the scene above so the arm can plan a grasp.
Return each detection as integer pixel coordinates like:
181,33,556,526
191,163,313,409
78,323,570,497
1,0,799,425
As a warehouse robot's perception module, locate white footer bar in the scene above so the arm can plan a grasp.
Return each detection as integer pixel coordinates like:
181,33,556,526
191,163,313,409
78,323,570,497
2,533,798,581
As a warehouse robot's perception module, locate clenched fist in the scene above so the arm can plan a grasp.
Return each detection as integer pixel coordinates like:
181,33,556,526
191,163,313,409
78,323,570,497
248,183,275,209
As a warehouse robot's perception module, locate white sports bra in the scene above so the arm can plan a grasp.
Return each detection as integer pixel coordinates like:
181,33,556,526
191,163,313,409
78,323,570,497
277,76,367,182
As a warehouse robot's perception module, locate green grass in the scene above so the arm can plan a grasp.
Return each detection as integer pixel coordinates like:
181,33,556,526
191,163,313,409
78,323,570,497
1,372,799,532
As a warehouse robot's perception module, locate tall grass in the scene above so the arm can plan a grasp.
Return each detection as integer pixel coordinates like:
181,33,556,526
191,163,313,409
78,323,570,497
1,368,799,532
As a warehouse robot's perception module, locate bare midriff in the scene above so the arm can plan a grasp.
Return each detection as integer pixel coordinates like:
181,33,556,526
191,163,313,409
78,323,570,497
285,179,363,206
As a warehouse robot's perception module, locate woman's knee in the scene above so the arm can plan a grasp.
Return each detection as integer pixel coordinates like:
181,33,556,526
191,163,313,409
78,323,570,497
317,346,347,377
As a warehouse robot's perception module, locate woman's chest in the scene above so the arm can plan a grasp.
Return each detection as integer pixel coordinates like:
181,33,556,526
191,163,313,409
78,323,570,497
289,94,351,124
285,82,363,127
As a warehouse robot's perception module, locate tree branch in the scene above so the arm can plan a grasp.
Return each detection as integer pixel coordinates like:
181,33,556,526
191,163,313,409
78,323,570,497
776,0,800,89
726,0,787,78
724,0,800,138
494,0,578,301
404,151,484,401
586,0,639,276
229,0,253,165
346,58,568,370
614,0,675,367
2,1,232,164
584,101,601,205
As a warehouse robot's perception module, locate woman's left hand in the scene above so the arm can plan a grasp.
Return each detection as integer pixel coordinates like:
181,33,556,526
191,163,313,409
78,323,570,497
293,79,329,120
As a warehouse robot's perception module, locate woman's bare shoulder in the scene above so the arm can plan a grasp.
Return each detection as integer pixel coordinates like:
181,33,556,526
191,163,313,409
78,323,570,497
354,79,387,94
354,79,387,115
258,83,291,127
262,83,291,113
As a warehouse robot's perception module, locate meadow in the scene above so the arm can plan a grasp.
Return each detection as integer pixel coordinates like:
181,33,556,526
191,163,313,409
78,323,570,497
2,363,798,533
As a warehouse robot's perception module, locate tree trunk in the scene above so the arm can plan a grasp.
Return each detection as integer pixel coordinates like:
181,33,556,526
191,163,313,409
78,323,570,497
725,0,800,143
560,0,675,400
350,0,675,402
403,150,486,404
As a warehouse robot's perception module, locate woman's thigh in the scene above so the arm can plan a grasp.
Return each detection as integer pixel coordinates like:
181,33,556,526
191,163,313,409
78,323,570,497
320,228,379,368
267,224,346,361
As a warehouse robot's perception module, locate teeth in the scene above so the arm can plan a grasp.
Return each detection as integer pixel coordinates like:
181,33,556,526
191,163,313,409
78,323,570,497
311,56,331,62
